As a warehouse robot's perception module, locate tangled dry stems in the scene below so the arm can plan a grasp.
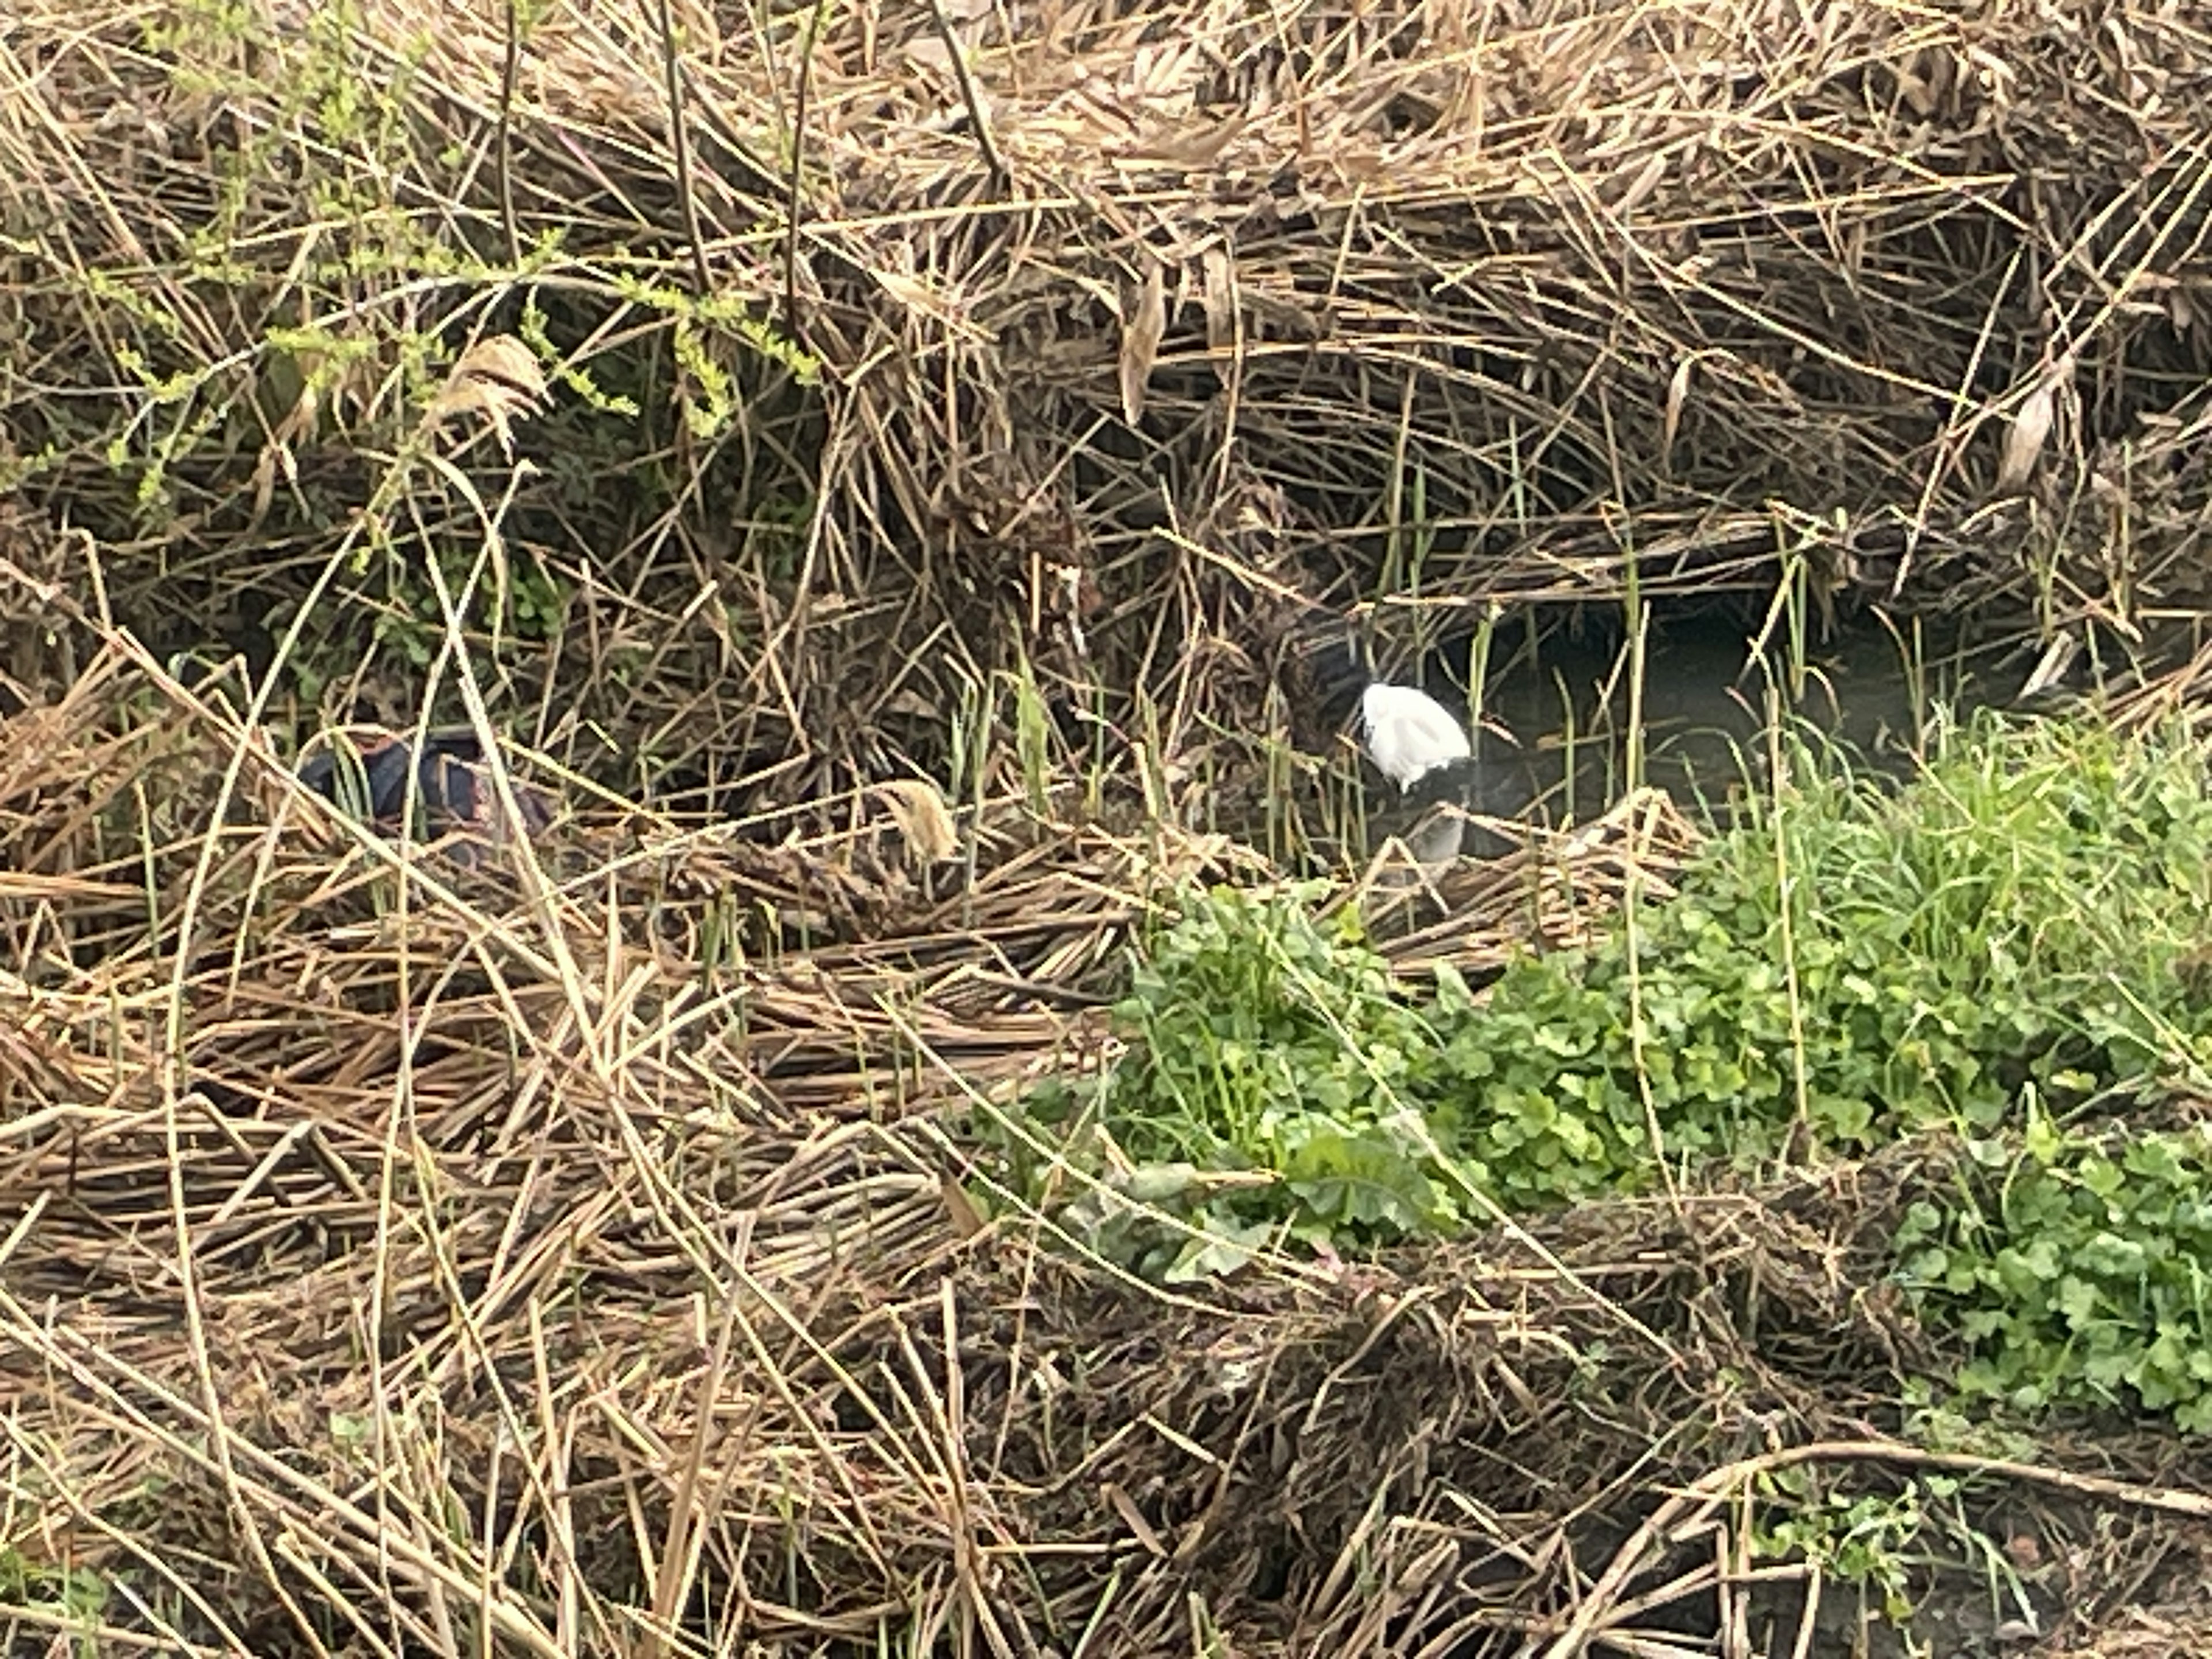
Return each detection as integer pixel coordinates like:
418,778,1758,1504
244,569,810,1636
0,570,1702,1656
5,0,2211,809
8,0,2212,1651
5,555,2212,1657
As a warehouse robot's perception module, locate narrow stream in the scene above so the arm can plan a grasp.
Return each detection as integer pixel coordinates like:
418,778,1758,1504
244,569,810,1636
1361,607,2028,861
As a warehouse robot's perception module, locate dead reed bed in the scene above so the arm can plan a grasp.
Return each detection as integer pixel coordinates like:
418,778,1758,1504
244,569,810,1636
5,0,2211,812
0,563,1683,1656
9,546,2212,1656
9,0,2212,1651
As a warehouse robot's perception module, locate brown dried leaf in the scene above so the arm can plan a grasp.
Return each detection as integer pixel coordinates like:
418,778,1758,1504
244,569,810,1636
1103,1482,1168,1557
873,778,959,865
427,334,547,456
1119,259,1168,427
2016,630,2078,702
1995,355,2072,497
1124,112,1247,167
1662,356,1695,467
1200,248,1233,346
940,1173,986,1240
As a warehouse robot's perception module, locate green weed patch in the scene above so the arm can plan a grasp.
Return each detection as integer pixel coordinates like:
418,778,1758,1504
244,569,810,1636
1897,1116,2212,1431
1003,713,2212,1426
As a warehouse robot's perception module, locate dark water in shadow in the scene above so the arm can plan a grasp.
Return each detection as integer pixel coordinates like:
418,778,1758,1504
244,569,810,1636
1354,608,2035,865
1466,610,2010,830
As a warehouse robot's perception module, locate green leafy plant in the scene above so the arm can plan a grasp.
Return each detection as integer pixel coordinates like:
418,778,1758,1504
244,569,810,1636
1421,711,2212,1207
1747,1464,2039,1653
0,1544,112,1658
1751,1467,1935,1626
1007,711,2212,1333
999,881,1476,1279
1894,1113,2212,1431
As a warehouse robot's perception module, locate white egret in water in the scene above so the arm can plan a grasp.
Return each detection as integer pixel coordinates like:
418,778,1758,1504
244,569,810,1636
1359,681,1473,793
1350,670,1484,891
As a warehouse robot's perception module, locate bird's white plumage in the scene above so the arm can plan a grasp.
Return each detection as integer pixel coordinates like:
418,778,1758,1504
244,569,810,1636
1360,682,1472,791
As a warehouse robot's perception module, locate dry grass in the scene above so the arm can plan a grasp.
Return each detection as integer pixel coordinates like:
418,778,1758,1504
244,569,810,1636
0,546,1695,1657
9,0,2212,1653
3,0,2210,809
5,533,2212,1657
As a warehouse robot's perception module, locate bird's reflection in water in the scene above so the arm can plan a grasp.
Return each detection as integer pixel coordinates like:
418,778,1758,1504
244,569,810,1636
1362,751,1479,925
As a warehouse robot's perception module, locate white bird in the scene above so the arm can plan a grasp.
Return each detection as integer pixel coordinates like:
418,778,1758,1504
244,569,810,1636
1359,681,1473,793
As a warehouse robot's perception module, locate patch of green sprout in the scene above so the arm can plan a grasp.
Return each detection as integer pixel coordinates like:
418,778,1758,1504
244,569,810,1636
1002,711,2212,1427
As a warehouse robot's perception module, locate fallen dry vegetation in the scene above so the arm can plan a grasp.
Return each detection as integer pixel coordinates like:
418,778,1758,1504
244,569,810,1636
5,0,2212,1652
4,0,2210,793
21,600,2212,1656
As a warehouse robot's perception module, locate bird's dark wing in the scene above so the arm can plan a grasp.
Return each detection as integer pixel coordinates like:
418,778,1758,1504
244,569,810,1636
297,730,551,851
